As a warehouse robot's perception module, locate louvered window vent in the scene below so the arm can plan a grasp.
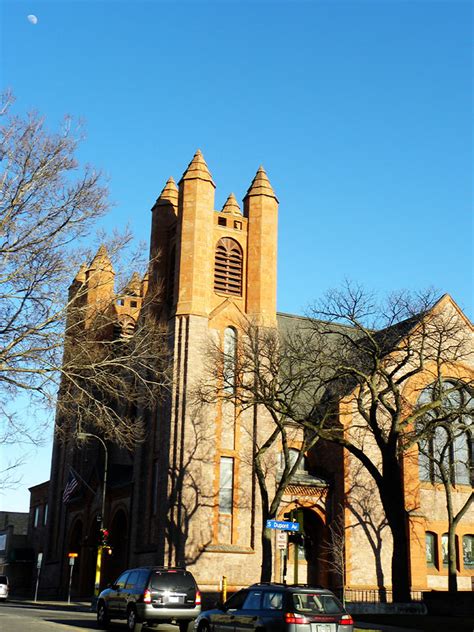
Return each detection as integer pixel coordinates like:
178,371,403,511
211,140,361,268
214,237,243,296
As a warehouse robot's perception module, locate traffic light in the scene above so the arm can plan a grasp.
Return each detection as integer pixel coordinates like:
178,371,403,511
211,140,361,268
100,528,109,546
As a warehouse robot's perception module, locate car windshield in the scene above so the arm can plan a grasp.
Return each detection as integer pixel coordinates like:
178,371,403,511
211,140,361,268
292,592,342,614
150,572,195,593
0,576,7,585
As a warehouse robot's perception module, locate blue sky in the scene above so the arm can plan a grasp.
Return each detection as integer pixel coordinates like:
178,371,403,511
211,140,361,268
1,0,472,511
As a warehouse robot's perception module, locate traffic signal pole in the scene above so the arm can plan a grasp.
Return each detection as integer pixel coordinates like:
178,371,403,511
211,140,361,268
77,432,108,599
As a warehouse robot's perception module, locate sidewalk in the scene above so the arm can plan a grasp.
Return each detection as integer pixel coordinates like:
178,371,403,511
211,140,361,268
355,614,474,632
6,597,92,612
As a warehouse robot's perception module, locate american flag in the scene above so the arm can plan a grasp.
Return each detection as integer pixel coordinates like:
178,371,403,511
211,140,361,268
62,470,79,503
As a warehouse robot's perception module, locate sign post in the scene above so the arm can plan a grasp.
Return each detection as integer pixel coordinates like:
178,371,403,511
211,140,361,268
67,553,78,605
34,552,43,602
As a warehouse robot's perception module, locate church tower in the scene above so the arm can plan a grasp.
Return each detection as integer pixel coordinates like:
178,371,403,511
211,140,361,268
137,151,279,587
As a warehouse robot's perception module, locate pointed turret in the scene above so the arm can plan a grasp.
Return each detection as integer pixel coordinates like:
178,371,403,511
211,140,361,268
154,176,179,209
179,149,215,187
68,263,87,302
175,150,216,316
244,166,278,202
221,193,241,216
123,272,142,297
149,177,179,319
74,263,87,284
84,245,115,320
244,167,278,326
87,244,113,272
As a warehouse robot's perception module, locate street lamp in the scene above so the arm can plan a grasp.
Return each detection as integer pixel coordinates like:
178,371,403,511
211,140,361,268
77,432,108,599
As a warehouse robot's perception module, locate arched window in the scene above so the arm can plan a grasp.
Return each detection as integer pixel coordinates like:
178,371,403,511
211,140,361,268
462,534,473,568
280,448,307,473
223,327,237,393
113,315,136,340
417,381,473,486
425,532,437,567
214,237,243,296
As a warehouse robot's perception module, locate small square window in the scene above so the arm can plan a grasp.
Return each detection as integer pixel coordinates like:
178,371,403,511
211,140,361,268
130,300,137,308
218,217,227,226
117,299,124,306
234,221,242,230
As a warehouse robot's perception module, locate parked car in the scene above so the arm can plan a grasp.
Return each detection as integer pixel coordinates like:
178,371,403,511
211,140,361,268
0,575,9,601
194,583,354,632
97,566,201,631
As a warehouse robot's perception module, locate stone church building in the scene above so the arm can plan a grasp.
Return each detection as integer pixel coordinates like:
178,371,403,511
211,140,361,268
38,151,473,598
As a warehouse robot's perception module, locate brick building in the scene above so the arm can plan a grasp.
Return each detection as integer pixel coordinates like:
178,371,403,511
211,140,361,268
37,151,473,599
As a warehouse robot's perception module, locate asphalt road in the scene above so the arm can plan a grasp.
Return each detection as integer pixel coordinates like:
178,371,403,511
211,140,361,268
0,602,436,632
0,603,181,632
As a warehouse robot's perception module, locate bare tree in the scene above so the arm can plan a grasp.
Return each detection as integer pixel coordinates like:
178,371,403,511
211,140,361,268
197,320,325,582
409,379,473,592
300,285,473,602
319,509,348,605
0,93,170,461
197,286,472,600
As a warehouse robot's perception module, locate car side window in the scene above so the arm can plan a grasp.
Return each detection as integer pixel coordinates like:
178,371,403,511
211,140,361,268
115,572,130,589
125,571,139,589
138,570,150,590
242,590,262,610
262,591,283,610
225,590,248,610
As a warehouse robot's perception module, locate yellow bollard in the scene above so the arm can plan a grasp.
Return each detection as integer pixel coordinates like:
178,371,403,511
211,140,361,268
94,545,103,597
221,575,227,603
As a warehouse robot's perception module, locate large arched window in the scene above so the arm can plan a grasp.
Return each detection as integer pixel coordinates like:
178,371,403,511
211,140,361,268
417,381,473,485
214,237,243,296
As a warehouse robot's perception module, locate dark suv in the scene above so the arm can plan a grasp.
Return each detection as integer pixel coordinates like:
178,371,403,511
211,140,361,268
193,583,353,632
97,566,201,631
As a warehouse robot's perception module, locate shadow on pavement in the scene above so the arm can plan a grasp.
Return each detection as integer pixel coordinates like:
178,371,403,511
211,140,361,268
43,619,99,630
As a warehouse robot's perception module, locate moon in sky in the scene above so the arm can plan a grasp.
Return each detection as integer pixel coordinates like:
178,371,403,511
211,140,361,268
27,14,38,25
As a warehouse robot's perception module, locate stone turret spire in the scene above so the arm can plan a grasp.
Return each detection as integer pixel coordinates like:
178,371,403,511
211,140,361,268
74,263,87,284
245,166,278,201
123,272,142,296
180,149,215,187
88,244,113,272
221,193,241,216
155,176,179,208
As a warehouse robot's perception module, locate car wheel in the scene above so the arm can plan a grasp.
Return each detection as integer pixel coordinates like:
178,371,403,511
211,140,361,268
198,622,210,632
126,606,138,631
179,622,191,632
96,601,109,629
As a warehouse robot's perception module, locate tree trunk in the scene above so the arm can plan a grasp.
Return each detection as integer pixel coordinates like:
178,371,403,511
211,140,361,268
261,525,273,582
379,455,411,602
447,525,458,592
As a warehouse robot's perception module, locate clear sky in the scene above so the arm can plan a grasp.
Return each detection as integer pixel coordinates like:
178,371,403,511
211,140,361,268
1,0,472,512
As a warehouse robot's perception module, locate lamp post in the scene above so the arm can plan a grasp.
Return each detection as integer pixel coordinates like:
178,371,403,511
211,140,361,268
77,432,108,599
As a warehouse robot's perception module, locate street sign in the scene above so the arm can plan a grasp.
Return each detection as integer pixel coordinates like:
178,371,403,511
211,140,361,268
37,552,43,569
266,519,300,531
276,530,287,549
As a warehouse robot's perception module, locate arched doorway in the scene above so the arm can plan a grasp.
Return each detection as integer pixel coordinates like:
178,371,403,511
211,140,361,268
282,507,328,587
68,519,83,597
302,508,328,586
103,509,129,587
